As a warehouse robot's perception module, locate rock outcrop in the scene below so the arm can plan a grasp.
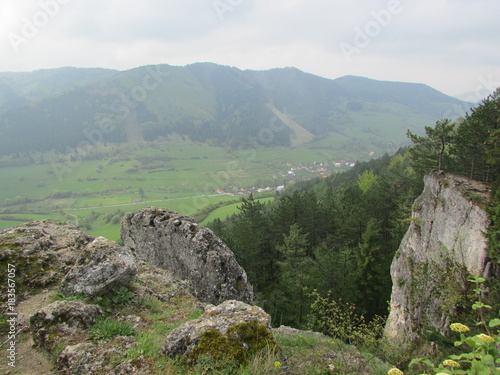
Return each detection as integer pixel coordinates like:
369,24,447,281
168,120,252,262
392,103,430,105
384,172,492,348
30,301,103,353
61,236,136,297
121,207,254,305
0,220,94,301
57,337,150,375
164,300,276,363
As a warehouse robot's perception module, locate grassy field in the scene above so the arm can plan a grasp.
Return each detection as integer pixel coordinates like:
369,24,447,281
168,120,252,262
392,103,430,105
0,135,392,241
199,197,275,226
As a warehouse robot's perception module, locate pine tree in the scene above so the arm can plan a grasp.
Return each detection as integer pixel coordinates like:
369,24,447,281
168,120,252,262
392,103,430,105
407,118,456,174
453,88,500,182
276,224,316,326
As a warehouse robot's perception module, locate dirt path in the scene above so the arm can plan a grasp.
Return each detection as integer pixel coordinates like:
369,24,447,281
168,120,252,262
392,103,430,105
1,289,57,375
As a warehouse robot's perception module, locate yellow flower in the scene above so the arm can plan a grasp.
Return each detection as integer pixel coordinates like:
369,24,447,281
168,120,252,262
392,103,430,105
274,361,282,369
450,323,470,332
442,359,461,368
387,368,404,375
476,334,495,343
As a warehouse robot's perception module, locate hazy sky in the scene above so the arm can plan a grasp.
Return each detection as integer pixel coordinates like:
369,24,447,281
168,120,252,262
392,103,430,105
1,0,499,98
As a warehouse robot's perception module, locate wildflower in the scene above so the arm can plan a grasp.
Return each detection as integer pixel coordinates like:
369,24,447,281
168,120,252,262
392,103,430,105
476,334,495,343
274,361,282,369
387,368,404,375
450,323,470,332
442,359,461,368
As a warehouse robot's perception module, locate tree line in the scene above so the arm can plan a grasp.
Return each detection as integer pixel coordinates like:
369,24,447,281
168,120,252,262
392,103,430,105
208,87,500,330
209,151,422,327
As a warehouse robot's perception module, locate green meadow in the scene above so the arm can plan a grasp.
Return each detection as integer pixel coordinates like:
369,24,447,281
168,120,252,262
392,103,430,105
199,197,275,226
0,137,373,241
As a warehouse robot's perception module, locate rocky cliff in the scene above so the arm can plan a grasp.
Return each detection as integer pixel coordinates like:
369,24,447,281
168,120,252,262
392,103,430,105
0,210,365,374
384,172,492,348
121,207,254,305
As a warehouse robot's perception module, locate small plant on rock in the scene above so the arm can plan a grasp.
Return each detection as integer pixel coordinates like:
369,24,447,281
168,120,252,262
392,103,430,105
89,317,136,342
402,276,500,375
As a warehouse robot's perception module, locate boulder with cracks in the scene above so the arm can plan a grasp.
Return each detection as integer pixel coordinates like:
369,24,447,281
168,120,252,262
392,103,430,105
121,207,253,305
60,236,137,297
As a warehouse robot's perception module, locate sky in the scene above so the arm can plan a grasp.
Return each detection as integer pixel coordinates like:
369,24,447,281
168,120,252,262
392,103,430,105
0,0,499,99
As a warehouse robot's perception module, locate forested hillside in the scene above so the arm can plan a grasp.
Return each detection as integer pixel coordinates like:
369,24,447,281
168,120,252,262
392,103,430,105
208,88,500,331
209,149,422,327
0,63,471,158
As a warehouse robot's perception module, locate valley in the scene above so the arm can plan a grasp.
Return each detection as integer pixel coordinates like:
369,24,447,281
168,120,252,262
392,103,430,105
0,136,360,241
0,63,473,242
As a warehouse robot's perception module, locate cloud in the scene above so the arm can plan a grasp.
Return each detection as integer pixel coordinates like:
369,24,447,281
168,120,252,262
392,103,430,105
1,0,499,96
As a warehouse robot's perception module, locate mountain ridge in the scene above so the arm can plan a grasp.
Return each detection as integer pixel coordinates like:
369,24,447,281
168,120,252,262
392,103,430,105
0,63,473,157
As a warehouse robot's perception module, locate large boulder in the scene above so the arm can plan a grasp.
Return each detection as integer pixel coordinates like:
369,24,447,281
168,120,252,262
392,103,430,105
384,173,493,350
121,207,253,305
60,236,137,297
164,300,277,365
30,300,102,353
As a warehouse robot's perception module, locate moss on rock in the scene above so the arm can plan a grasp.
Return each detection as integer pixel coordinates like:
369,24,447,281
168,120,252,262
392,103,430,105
189,320,278,367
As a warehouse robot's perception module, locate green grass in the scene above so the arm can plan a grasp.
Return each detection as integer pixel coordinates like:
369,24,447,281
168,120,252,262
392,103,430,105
0,137,376,239
200,197,274,226
89,317,136,341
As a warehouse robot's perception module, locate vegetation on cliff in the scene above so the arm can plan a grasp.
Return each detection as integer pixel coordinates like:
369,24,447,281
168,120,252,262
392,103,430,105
208,88,500,371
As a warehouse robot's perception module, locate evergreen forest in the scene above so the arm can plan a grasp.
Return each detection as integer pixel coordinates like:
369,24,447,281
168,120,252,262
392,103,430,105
207,88,500,331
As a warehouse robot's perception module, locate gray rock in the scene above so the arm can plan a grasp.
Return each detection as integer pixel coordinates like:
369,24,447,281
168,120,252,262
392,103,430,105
0,220,94,300
121,207,253,305
57,343,97,375
57,338,147,375
60,236,137,297
30,300,102,353
384,173,492,349
164,300,274,359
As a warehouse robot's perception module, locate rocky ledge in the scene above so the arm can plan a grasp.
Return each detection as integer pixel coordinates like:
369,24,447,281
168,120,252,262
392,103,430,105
0,210,262,374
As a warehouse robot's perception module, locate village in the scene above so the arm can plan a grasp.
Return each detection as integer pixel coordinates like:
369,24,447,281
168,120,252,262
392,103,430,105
214,160,357,196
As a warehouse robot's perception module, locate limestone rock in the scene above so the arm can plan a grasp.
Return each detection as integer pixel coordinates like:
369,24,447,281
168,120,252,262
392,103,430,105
121,207,253,305
30,300,102,353
0,220,94,301
57,338,149,375
384,172,492,349
57,343,98,375
60,236,137,297
164,300,274,361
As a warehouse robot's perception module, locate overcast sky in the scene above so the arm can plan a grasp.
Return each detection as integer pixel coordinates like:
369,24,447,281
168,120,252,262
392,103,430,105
1,0,499,99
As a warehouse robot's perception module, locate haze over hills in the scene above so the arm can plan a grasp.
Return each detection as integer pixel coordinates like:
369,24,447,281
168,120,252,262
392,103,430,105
0,63,472,157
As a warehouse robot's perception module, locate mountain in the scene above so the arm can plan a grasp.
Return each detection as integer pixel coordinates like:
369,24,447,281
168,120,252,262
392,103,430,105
0,67,117,114
0,63,472,156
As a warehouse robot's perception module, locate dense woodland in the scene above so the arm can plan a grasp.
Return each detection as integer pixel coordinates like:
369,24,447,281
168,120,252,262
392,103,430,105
0,64,467,156
208,88,500,330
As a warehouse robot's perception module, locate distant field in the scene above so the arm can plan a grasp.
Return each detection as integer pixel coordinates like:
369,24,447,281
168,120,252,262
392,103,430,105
0,136,395,240
200,197,275,226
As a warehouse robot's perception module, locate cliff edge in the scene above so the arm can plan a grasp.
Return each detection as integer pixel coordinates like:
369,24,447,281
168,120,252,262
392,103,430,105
384,172,492,348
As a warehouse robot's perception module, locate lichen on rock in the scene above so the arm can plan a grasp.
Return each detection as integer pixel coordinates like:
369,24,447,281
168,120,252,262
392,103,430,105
384,172,492,349
60,236,137,297
30,300,103,354
121,207,254,305
0,220,94,302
